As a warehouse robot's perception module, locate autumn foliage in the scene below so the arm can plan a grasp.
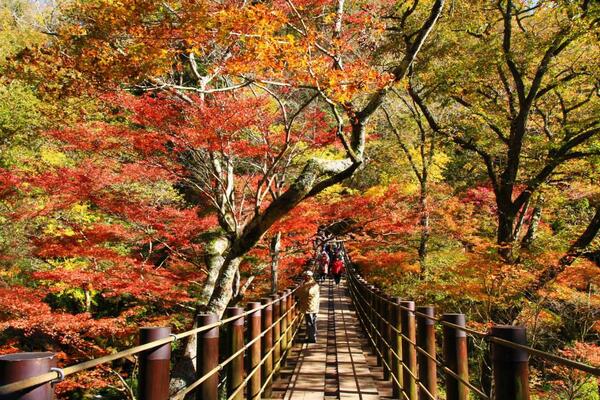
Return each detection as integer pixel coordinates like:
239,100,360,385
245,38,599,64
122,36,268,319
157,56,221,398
1,0,599,398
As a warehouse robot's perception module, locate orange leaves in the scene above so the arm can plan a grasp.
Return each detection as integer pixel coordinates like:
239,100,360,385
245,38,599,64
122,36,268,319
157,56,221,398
0,168,18,199
0,285,132,358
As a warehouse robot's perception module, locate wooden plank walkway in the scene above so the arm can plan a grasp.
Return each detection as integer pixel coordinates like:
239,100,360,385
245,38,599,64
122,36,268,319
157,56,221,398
272,279,388,400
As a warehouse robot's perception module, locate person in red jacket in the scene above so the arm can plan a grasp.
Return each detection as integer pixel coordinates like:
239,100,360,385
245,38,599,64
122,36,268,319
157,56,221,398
331,255,345,285
317,251,329,283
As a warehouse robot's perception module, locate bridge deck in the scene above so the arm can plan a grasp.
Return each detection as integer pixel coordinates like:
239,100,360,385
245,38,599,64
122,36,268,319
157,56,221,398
272,279,391,399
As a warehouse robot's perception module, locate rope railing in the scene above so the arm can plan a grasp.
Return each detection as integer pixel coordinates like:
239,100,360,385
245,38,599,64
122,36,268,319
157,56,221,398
0,285,302,400
346,264,600,400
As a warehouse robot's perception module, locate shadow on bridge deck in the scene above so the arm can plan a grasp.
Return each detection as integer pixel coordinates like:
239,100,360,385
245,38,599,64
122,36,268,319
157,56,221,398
271,279,391,400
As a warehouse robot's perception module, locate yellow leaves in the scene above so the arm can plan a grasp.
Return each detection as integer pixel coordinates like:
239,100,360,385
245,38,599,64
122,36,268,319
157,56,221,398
43,221,76,237
43,203,99,237
316,184,358,204
363,185,387,199
40,148,68,167
322,12,336,24
56,258,91,271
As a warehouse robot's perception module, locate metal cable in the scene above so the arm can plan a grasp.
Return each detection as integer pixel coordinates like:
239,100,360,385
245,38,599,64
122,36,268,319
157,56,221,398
348,274,490,399
170,303,299,400
0,288,301,395
227,310,303,400
347,268,599,376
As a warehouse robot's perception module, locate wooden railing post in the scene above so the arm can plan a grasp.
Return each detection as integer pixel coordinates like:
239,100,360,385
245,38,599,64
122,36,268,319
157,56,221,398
270,294,282,378
362,280,371,333
392,297,403,399
246,302,262,400
0,352,56,400
400,301,417,400
356,279,367,332
378,291,387,369
261,298,274,398
285,289,294,345
442,313,469,400
139,327,171,400
198,314,219,400
490,325,530,400
372,288,383,367
279,291,288,362
416,306,437,400
383,295,393,381
226,307,244,400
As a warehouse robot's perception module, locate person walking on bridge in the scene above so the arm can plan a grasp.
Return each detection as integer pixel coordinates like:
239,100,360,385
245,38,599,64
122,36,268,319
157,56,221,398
317,250,329,283
331,255,345,285
297,270,320,343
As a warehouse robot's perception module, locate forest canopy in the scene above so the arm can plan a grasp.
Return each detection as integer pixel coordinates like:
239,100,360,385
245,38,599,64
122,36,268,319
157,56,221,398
0,0,598,398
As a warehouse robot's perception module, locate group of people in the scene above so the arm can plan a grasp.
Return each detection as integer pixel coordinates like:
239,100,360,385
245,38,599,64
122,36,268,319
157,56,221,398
316,242,346,284
296,240,348,343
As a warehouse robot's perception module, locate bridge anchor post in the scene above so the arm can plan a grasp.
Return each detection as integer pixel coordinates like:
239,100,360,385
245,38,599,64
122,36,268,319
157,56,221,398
246,302,262,400
270,294,282,379
139,326,171,400
381,295,391,381
198,314,219,400
400,301,417,400
279,291,288,365
226,307,244,400
391,297,403,399
490,325,530,400
0,352,56,400
261,298,274,398
441,313,469,400
416,306,437,399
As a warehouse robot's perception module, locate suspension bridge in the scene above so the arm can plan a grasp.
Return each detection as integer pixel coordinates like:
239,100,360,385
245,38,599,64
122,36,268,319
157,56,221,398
1,265,598,400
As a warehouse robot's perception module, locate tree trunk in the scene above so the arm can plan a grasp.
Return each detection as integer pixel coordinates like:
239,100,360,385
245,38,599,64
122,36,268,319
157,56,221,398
169,318,199,393
528,205,600,295
169,234,231,390
199,234,230,304
497,203,517,260
522,194,544,249
503,205,600,323
418,180,429,276
206,255,243,316
270,232,281,294
84,287,92,313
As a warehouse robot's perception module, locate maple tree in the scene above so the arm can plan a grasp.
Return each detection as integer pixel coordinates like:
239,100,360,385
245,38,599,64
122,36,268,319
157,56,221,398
406,0,599,261
1,0,599,397
17,0,446,318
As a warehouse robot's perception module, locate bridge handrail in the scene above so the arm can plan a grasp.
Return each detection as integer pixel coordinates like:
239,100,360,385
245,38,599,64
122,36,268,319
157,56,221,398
347,275,490,399
346,264,599,400
0,285,301,397
349,268,600,375
352,274,599,375
171,300,302,400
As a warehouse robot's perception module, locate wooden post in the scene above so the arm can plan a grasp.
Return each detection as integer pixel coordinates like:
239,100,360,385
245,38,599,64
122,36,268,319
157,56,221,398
379,291,387,369
365,286,374,346
139,327,171,400
227,307,244,400
246,302,262,400
261,298,274,398
197,315,219,400
286,289,294,345
383,295,392,380
490,325,530,400
279,291,288,361
442,313,469,400
271,294,282,378
400,301,417,400
0,352,56,400
416,306,437,399
392,297,403,399
373,288,383,367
